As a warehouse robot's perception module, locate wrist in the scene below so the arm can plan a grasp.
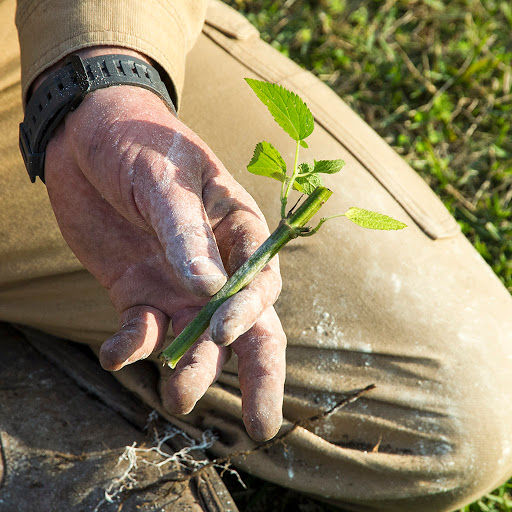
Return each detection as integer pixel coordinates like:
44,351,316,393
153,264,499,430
30,46,152,97
20,51,176,183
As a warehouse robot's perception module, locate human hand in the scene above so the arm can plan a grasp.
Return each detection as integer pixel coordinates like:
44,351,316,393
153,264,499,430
42,66,285,441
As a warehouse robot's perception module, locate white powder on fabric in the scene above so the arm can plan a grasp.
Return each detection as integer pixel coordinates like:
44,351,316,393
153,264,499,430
283,447,295,480
300,302,345,350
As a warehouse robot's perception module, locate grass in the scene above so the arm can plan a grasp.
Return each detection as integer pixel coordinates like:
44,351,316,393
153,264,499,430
219,0,512,511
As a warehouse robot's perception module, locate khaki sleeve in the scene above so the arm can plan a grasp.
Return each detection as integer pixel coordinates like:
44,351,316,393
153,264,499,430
15,0,208,107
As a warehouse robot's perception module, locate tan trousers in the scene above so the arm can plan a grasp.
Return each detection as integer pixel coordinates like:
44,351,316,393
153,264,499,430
1,3,512,511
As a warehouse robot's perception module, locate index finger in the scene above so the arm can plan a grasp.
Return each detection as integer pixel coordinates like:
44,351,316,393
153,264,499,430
203,175,283,346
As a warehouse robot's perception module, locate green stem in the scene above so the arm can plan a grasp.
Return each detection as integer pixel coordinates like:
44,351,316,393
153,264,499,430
299,213,347,237
280,173,287,216
280,139,301,219
159,186,333,369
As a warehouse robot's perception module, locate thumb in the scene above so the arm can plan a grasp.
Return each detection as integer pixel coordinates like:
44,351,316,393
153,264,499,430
137,165,228,297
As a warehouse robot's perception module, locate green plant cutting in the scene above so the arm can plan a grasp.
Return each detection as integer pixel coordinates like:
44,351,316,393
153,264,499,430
159,79,407,368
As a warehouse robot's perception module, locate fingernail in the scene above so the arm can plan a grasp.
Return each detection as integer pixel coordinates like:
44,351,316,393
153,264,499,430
186,256,227,278
212,320,246,346
184,256,227,295
224,322,246,344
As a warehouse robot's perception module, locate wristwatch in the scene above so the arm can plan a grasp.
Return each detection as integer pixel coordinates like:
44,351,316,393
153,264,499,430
19,53,177,184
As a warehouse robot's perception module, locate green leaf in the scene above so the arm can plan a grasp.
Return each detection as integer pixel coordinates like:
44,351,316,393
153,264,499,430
294,168,323,195
245,78,314,142
300,140,309,149
247,141,287,184
313,159,345,174
292,162,323,195
298,162,313,174
295,174,323,195
345,207,407,230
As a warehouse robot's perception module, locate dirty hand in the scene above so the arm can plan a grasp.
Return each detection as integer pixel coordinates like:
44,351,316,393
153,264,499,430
43,79,285,441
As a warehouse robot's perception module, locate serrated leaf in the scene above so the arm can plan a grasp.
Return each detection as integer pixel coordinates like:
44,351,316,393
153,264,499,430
294,173,323,195
247,141,287,184
245,78,314,142
313,159,345,174
292,162,322,194
345,207,407,230
298,162,314,174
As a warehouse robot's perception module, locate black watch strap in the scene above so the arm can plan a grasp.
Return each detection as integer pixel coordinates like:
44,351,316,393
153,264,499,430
19,53,177,183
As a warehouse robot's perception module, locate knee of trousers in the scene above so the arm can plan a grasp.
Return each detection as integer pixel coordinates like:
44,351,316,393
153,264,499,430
355,370,512,512
269,231,512,512
177,20,512,511
242,322,512,512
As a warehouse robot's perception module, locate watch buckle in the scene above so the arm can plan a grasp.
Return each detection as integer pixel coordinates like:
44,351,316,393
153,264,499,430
68,54,91,107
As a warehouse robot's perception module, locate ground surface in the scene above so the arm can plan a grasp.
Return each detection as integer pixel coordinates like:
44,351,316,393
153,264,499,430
220,1,512,511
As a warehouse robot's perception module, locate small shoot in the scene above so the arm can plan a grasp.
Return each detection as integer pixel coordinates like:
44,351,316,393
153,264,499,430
245,78,407,232
159,80,407,369
246,78,338,217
